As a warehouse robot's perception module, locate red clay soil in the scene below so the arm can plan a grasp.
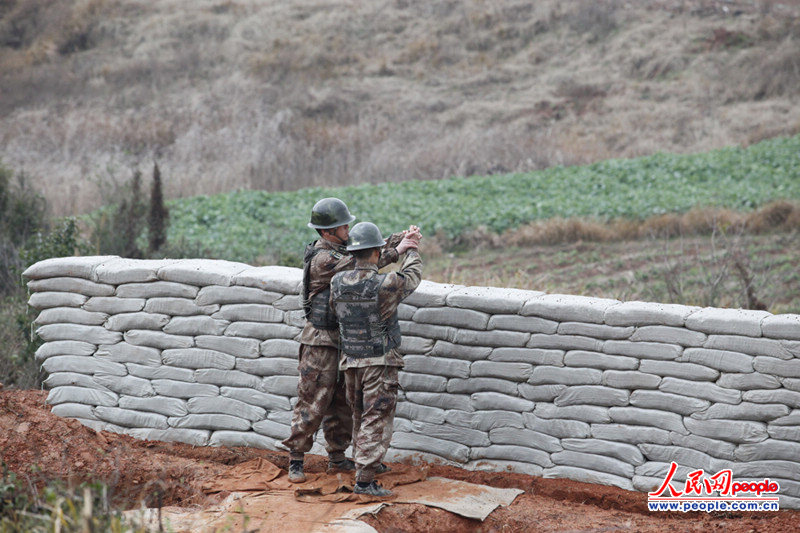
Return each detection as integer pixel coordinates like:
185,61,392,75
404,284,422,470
1,388,797,532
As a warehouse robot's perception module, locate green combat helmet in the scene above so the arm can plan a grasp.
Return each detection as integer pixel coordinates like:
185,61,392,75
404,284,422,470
346,222,386,251
307,197,356,229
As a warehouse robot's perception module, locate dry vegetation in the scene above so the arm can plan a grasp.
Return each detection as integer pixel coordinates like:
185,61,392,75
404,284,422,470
1,0,800,215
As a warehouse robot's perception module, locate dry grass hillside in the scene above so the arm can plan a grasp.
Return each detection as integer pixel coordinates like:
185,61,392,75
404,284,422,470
1,0,799,215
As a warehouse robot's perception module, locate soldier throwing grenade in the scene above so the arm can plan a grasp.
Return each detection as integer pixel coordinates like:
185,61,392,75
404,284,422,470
281,198,419,483
330,221,422,497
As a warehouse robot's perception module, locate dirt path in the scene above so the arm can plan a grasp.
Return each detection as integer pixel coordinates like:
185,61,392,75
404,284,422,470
1,389,797,532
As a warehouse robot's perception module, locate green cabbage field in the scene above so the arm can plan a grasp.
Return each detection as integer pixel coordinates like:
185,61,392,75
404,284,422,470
166,134,800,264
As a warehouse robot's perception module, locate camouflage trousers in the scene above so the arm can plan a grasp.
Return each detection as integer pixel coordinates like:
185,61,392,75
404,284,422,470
344,365,399,483
282,344,352,462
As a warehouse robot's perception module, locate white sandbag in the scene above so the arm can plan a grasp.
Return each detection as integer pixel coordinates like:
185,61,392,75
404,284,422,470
591,423,671,445
608,407,687,434
405,391,472,412
124,330,193,350
429,341,490,361
105,312,169,331
639,360,719,381
37,324,122,345
36,341,96,361
734,440,800,463
158,259,251,287
528,334,603,352
453,328,529,348
629,390,709,416
284,310,305,328
42,355,126,376
267,410,292,425
471,445,552,468
29,292,87,309
465,460,544,477
446,377,516,395
195,369,262,389
630,325,706,347
233,265,302,294
603,340,682,361
252,419,291,439
260,339,301,358
395,401,446,425
561,438,644,465
384,449,459,467
543,466,634,491
471,361,532,381
705,335,796,360
398,335,435,355
187,397,266,422
535,403,611,424
734,460,800,482
488,315,558,334
601,370,662,389
683,418,767,444
46,386,118,406
44,372,109,390
151,379,219,398
402,280,462,307
94,374,155,397
128,363,194,382
162,348,236,370
523,413,591,439
119,395,188,417
522,294,619,324
659,377,741,404
126,428,210,446
784,380,800,393
529,366,602,386
51,403,97,420
517,383,567,402
489,427,562,453
221,386,292,411
744,389,800,409
635,461,694,480
637,444,728,473
225,322,300,340
408,421,490,447
400,373,447,392
261,376,299,397
551,450,634,478
213,304,284,323
397,303,416,320
23,256,117,280
83,297,145,314
490,347,563,366
446,286,541,314
754,356,800,378
390,432,470,463
412,307,490,330
604,301,695,327
116,281,198,299
402,355,470,378
209,431,278,450
74,419,126,434
93,258,176,284
399,321,456,342
28,277,114,296
169,413,251,431
692,402,790,421
196,335,261,358
144,298,218,317
558,322,633,340
669,432,736,461
272,294,301,311
685,308,769,337
564,351,637,370
236,357,298,376
198,286,281,308
761,314,800,340
555,386,629,407
471,392,534,413
717,373,781,390
96,343,161,366
768,426,800,442
95,406,168,429
682,348,754,373
445,410,524,431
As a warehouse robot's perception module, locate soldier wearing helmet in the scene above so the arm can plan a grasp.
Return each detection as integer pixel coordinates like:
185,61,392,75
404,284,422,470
330,221,422,498
282,198,416,483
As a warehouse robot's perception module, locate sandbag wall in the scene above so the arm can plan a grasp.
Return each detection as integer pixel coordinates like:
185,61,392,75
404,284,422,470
23,256,800,509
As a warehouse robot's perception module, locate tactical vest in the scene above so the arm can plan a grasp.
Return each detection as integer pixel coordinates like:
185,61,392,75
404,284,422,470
331,273,401,358
301,242,339,330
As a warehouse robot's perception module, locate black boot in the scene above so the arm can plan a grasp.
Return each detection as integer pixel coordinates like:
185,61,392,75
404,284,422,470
288,460,306,483
354,481,392,498
328,457,356,472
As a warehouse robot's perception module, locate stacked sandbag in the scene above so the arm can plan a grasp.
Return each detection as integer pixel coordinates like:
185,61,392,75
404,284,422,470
26,258,800,509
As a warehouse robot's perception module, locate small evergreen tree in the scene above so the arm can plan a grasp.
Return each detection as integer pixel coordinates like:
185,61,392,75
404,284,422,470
114,169,145,258
148,162,169,254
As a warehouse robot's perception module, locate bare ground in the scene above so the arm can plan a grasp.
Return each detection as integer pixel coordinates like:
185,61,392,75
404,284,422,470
2,389,798,532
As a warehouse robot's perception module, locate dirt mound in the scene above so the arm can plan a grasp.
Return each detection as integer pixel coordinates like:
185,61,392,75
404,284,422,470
1,389,797,531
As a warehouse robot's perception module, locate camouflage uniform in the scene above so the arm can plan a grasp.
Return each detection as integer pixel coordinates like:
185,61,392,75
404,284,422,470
281,235,403,462
331,250,422,483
